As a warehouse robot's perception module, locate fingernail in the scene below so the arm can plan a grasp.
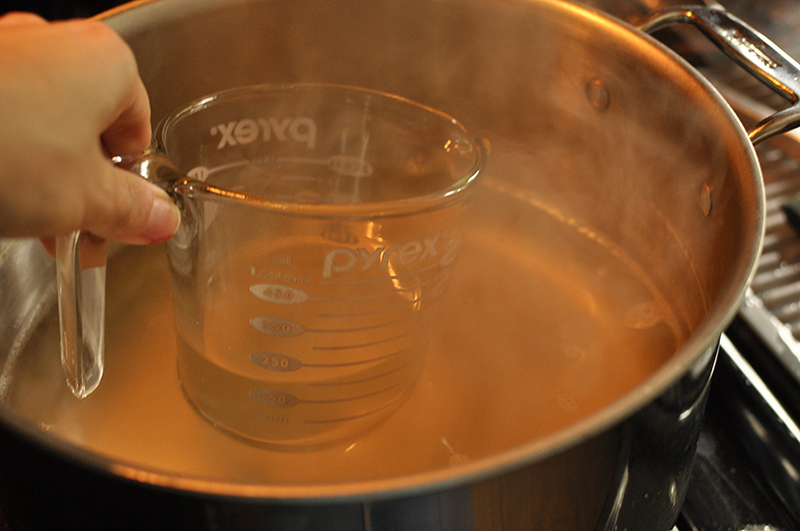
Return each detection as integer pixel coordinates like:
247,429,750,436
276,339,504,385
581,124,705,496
143,189,181,244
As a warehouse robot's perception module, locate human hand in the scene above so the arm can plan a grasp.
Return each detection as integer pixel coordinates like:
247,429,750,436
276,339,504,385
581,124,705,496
0,13,180,251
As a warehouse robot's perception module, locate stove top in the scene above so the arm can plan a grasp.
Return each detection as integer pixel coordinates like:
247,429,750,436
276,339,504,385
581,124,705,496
677,335,800,530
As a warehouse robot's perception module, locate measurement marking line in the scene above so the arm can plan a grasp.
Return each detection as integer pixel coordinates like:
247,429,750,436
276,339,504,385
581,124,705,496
316,288,446,318
311,331,413,351
249,282,424,303
316,299,420,318
311,283,425,302
320,261,441,285
306,314,416,333
303,347,410,367
300,383,401,405
303,389,411,424
308,366,404,387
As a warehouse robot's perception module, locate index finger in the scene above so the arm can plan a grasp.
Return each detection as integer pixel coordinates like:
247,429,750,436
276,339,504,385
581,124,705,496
101,74,152,156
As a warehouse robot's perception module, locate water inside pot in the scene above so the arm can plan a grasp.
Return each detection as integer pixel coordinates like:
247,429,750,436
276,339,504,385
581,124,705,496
3,151,684,486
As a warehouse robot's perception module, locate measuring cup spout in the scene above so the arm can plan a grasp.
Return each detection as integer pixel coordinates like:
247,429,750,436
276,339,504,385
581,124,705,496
56,151,185,399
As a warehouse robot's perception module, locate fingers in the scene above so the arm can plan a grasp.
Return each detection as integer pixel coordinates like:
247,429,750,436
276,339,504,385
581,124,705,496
78,19,153,156
37,163,182,256
65,20,166,244
101,75,152,155
0,15,173,246
83,164,180,246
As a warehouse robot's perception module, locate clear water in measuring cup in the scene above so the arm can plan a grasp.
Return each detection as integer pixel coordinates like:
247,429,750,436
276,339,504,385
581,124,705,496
172,169,468,447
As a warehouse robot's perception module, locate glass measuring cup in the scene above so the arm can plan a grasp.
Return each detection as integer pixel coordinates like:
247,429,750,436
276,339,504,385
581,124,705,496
57,84,487,447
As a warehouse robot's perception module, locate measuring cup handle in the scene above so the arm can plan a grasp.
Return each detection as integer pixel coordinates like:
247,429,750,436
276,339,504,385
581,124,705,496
56,231,107,399
55,151,184,399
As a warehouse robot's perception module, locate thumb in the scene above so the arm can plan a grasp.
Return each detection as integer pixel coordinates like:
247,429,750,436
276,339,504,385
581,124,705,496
88,165,181,246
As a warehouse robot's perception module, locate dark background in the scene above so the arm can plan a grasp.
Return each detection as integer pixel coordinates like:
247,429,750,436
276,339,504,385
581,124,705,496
2,1,127,19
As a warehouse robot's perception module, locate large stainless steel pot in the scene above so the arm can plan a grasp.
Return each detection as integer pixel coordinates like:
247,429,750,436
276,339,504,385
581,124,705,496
0,0,790,529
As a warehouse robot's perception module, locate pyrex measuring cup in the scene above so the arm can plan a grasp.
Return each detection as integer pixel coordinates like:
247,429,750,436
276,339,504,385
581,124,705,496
57,84,486,447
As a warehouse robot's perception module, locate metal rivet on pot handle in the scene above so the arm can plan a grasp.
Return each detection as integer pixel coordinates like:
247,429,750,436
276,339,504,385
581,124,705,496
638,5,800,144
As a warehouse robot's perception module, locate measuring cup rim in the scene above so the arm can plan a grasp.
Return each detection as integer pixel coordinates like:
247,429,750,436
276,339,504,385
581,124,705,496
154,83,487,218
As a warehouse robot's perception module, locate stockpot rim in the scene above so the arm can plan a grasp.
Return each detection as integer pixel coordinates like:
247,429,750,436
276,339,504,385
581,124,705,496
0,0,766,504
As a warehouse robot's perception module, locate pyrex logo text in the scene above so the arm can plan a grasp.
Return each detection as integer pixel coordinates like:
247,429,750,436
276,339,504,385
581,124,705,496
210,117,317,150
322,233,462,278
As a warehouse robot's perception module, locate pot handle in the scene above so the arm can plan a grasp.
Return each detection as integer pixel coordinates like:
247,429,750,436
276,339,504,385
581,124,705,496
638,5,800,144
